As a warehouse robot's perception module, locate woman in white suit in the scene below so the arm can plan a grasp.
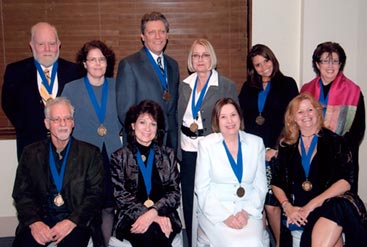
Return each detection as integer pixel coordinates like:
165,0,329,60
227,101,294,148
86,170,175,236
195,98,267,247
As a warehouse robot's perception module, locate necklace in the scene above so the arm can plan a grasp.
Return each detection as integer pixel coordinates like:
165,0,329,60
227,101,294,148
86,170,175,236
301,133,316,138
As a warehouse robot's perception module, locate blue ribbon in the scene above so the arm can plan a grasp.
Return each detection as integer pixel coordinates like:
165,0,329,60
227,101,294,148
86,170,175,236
144,47,168,91
318,79,329,116
34,60,58,94
300,134,318,179
135,147,155,197
49,139,72,193
191,70,212,120
257,81,271,115
83,76,108,124
222,134,243,184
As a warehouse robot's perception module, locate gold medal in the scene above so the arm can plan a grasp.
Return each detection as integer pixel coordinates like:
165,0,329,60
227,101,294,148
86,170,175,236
302,180,313,191
163,90,171,101
144,198,154,208
236,186,245,197
189,122,199,133
54,193,64,207
255,115,265,125
141,155,146,162
97,125,107,136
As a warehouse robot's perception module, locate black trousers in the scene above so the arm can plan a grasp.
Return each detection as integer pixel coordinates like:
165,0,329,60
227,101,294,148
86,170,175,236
12,225,90,247
180,150,197,247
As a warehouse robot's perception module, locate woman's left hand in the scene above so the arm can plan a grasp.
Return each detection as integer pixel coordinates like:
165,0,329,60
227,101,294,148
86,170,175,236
154,216,172,238
265,148,278,161
131,208,158,234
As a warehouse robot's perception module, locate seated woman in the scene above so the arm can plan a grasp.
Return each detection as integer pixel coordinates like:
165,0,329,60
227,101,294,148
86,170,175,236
271,93,367,247
110,100,182,247
195,98,267,247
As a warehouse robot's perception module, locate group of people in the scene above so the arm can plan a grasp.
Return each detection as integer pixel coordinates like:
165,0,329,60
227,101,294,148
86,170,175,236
1,10,366,247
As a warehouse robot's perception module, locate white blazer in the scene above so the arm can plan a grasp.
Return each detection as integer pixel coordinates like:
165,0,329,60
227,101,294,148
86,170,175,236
195,131,267,247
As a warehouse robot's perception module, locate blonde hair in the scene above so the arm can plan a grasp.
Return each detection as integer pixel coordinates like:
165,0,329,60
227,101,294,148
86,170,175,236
187,39,217,72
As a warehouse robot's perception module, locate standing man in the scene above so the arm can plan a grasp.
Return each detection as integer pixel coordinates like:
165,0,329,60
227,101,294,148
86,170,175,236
12,97,104,247
1,22,83,159
115,11,179,151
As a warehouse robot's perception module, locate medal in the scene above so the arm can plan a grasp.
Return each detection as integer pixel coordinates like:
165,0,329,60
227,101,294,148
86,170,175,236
255,115,265,125
141,155,146,162
54,193,64,207
163,90,171,101
144,199,154,208
302,180,313,191
189,122,199,133
236,186,245,197
97,125,107,136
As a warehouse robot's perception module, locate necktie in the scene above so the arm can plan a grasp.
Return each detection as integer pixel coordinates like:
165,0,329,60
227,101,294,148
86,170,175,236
44,68,51,84
40,68,52,104
157,56,164,74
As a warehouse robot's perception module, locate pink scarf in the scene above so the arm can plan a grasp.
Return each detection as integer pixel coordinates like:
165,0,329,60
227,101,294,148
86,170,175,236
301,72,360,135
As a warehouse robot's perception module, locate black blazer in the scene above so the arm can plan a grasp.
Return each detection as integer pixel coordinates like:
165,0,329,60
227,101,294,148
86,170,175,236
12,137,104,233
1,57,83,158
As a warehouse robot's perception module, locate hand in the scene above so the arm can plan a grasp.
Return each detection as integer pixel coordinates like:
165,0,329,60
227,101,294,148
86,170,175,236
49,219,77,244
154,216,172,238
285,205,307,227
234,210,249,228
131,208,158,234
224,215,244,229
29,221,53,245
265,148,278,161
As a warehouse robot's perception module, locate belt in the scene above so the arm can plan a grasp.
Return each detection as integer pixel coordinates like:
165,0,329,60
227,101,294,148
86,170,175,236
181,125,204,138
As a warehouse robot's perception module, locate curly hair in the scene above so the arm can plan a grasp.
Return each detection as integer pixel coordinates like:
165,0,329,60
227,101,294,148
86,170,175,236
76,40,116,77
124,100,166,147
312,41,346,76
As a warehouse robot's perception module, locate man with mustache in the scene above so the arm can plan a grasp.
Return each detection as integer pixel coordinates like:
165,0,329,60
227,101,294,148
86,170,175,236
1,22,82,159
12,97,104,247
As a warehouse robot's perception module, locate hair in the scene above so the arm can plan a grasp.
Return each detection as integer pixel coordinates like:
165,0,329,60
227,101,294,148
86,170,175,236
246,44,283,88
76,40,116,78
187,38,217,72
30,22,59,43
211,98,244,133
140,11,169,34
125,100,166,146
44,97,74,120
312,41,346,75
281,93,323,145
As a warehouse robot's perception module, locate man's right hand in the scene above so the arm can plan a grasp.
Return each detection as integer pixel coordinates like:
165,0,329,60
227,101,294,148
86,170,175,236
29,221,53,245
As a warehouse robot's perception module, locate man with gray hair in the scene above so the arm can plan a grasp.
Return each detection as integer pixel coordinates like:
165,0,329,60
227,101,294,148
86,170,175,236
12,97,104,247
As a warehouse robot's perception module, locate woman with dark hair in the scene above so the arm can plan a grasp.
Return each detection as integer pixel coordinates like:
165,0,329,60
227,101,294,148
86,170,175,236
301,41,365,193
195,98,267,246
272,93,367,246
238,44,298,246
111,100,182,247
62,40,121,246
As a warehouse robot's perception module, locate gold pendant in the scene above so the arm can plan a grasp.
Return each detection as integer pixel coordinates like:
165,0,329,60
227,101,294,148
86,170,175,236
163,90,171,101
302,180,313,191
97,125,107,136
54,193,64,207
255,115,265,125
144,198,154,208
189,122,199,133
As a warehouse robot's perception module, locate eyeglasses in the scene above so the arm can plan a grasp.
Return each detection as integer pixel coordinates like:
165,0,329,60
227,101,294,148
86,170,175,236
192,53,210,60
319,59,340,65
86,57,107,64
49,116,74,124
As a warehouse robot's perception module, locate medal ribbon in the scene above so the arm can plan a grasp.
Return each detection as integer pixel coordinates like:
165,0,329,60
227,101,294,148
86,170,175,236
144,47,168,91
83,76,108,124
318,79,329,116
34,59,58,94
135,147,155,197
49,139,72,193
257,81,271,115
222,134,243,184
300,135,318,179
191,70,212,120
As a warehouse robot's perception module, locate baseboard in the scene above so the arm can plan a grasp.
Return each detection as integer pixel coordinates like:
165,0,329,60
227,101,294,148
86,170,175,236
0,216,17,237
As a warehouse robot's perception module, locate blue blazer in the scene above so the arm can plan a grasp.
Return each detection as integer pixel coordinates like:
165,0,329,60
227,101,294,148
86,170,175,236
115,48,179,151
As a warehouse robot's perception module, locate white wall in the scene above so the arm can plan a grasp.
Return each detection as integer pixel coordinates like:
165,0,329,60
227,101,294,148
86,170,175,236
253,0,367,201
1,0,366,237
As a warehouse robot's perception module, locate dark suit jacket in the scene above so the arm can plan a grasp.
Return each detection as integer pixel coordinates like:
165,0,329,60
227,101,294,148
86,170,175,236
12,137,104,233
115,48,179,151
1,57,83,158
